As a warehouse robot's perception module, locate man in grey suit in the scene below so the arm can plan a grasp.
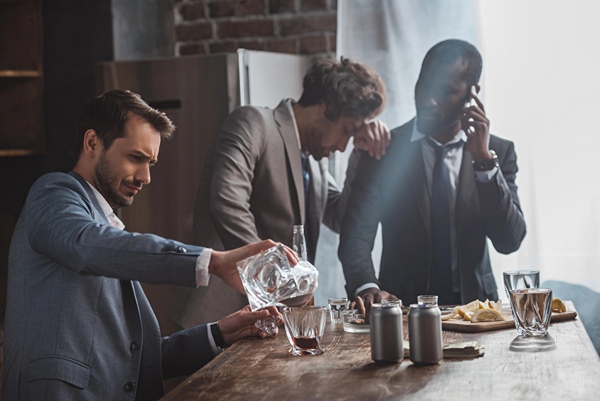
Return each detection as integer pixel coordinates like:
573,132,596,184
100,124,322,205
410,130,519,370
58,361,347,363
2,90,294,401
339,40,527,306
170,57,390,327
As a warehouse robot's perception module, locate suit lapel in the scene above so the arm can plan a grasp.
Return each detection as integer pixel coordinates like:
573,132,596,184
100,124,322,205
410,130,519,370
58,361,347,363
410,144,430,235
273,100,305,223
68,171,112,226
456,147,476,232
399,126,431,235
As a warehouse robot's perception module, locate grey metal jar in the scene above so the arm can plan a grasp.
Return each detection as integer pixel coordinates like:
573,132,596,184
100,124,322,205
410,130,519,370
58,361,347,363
408,295,443,364
370,300,404,363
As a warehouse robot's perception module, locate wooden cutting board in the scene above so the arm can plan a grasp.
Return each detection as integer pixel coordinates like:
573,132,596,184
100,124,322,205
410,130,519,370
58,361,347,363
441,307,578,333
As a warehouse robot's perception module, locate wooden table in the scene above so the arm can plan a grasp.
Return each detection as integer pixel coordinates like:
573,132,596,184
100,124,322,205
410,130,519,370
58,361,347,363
161,302,600,401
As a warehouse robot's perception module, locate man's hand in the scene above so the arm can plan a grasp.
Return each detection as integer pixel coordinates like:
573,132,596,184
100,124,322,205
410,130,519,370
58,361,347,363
350,288,398,311
218,305,283,345
209,240,299,293
353,120,391,160
462,86,492,162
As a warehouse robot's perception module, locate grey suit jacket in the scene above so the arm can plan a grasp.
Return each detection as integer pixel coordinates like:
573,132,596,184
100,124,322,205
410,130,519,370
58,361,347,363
339,119,527,305
3,172,215,401
170,99,349,327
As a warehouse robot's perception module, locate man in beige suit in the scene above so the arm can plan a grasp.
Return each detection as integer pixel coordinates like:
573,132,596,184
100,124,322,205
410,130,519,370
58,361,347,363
170,58,389,327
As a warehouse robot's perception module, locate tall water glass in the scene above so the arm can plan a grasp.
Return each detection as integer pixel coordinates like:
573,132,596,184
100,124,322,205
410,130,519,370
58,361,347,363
503,270,540,299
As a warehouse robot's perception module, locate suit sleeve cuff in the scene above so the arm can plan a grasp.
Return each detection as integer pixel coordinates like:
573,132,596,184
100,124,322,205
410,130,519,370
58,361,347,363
195,249,212,287
355,282,380,298
474,167,498,183
207,322,224,355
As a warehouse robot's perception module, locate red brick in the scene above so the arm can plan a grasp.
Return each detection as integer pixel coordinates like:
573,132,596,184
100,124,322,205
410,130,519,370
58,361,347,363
268,0,295,14
209,40,239,53
279,13,336,36
267,37,297,53
301,0,328,11
180,2,206,21
239,39,266,51
179,42,208,56
239,0,266,16
299,34,327,54
176,22,214,41
208,1,236,17
219,19,275,38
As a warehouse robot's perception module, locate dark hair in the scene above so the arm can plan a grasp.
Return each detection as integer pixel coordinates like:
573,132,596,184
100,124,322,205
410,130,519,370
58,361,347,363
75,89,175,156
422,39,483,86
297,57,386,121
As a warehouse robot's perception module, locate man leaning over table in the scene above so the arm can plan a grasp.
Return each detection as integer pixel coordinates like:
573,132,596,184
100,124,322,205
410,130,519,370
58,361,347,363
169,57,390,327
2,89,296,401
339,39,527,307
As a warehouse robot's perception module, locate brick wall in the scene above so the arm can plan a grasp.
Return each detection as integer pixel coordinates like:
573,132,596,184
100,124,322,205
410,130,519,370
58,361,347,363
174,0,338,58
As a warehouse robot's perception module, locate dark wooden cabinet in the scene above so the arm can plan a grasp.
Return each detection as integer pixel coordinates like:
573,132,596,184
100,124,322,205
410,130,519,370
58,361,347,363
0,0,44,156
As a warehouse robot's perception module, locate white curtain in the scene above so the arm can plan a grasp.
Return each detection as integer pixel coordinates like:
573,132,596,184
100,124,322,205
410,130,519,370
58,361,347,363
326,0,600,304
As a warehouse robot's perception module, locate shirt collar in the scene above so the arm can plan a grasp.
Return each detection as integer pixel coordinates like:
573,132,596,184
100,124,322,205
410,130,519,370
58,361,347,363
86,181,125,230
410,119,468,145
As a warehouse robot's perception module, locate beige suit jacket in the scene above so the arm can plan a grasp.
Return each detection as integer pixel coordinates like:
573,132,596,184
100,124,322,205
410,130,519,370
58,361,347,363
169,99,351,327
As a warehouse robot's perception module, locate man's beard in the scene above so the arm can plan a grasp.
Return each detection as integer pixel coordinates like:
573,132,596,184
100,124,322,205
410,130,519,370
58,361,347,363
95,152,133,209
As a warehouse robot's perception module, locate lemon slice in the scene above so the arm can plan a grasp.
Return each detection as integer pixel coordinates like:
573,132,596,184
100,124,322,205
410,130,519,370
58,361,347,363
471,308,506,322
552,298,567,313
490,299,502,312
441,307,458,321
462,300,481,313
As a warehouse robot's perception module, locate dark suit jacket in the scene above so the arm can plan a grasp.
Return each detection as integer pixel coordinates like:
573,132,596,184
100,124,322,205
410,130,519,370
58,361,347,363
169,99,351,327
339,119,526,305
3,172,215,401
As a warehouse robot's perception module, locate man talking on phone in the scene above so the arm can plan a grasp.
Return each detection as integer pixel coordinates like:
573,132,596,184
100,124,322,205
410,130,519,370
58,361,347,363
339,39,527,307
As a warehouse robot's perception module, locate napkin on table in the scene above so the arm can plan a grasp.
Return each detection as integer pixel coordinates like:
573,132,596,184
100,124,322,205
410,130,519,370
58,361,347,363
403,341,485,358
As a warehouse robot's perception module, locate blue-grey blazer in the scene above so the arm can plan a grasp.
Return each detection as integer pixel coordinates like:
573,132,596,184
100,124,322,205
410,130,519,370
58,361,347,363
3,172,214,401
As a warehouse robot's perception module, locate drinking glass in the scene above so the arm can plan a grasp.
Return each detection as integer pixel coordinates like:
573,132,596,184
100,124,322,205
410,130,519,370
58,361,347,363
328,297,348,324
282,306,327,356
509,288,553,336
503,270,540,299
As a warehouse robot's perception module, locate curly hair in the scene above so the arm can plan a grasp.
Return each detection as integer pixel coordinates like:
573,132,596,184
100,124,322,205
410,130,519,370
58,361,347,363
297,57,386,121
75,89,175,156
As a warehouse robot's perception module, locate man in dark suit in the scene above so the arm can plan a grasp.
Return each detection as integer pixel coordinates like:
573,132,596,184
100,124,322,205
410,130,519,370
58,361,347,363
339,39,527,306
2,90,293,401
169,57,390,327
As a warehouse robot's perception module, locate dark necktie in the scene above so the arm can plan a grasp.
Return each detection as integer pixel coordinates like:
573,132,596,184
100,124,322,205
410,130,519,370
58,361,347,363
301,155,312,261
301,156,310,224
429,139,462,305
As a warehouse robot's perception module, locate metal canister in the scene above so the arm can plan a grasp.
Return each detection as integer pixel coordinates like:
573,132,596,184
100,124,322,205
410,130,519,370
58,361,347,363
369,300,404,363
407,295,443,364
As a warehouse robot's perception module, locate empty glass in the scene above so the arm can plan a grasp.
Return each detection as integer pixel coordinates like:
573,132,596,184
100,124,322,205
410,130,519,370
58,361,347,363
328,297,349,324
503,270,540,299
282,306,327,356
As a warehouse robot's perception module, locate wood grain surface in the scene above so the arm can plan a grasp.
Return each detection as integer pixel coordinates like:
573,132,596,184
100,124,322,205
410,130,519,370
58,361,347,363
442,307,577,332
161,302,600,401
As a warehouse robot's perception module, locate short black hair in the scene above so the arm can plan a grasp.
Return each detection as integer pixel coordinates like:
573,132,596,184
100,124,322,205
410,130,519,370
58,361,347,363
422,39,482,86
